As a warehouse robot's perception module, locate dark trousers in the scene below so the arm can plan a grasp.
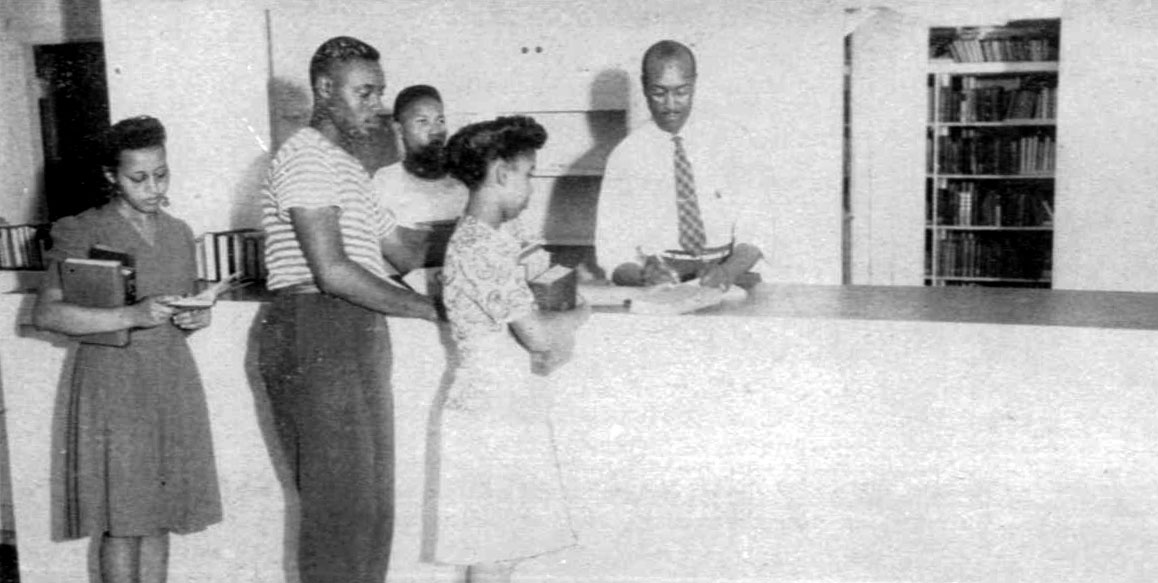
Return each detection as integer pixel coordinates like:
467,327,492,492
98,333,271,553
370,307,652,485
257,293,394,583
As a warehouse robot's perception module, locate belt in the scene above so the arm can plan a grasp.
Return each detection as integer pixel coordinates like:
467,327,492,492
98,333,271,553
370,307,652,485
276,282,321,295
661,242,734,262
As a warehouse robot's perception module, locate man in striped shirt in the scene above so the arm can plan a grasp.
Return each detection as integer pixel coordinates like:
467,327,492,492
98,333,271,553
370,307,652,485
257,36,440,583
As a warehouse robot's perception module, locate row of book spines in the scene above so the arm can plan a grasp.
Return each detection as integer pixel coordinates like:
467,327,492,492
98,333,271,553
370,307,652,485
930,135,1056,174
927,232,1051,279
944,38,1058,63
0,224,49,270
195,229,266,282
928,187,1054,227
931,86,1056,122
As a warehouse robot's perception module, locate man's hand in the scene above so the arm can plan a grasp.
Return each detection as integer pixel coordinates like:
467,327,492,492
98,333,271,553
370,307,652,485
641,255,679,286
611,261,675,287
697,262,732,290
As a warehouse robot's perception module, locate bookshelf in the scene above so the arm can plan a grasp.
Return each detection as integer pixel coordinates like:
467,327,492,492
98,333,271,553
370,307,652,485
925,19,1059,288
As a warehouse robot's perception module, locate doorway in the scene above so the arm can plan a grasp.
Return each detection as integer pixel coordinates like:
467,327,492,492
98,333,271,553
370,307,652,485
34,41,110,221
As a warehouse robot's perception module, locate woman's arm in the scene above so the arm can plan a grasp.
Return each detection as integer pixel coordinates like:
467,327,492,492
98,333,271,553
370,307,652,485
291,206,440,321
510,305,591,375
32,282,176,335
510,303,589,349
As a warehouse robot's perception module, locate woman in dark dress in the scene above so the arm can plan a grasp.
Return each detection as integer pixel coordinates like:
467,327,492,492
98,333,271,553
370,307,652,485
33,116,221,583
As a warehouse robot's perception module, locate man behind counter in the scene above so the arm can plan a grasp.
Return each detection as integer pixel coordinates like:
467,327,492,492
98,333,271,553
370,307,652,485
595,40,766,290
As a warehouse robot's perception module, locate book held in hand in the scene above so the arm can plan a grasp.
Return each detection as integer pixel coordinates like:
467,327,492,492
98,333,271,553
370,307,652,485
528,264,578,312
519,243,577,312
164,273,248,310
59,257,135,347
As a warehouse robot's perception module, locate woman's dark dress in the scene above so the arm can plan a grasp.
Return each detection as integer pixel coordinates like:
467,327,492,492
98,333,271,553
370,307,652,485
46,205,221,540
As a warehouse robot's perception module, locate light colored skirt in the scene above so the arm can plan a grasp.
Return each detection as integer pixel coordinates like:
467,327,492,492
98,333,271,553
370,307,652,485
433,333,576,565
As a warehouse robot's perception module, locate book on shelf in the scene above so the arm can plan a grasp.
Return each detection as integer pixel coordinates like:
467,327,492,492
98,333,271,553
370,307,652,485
933,129,1055,175
933,24,1060,63
0,224,49,270
196,228,265,283
59,256,136,347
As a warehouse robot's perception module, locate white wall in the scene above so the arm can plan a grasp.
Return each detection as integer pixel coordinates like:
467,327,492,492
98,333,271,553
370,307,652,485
0,41,42,226
101,0,272,236
100,0,845,283
1053,0,1158,291
848,8,928,285
0,0,102,226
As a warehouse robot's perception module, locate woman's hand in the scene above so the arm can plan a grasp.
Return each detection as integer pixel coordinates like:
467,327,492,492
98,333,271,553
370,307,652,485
171,307,212,331
130,296,178,328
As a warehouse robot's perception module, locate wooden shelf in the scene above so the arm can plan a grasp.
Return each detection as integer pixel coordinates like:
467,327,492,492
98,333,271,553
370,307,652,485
927,225,1052,231
931,174,1053,180
928,60,1058,75
926,277,1056,283
932,120,1055,127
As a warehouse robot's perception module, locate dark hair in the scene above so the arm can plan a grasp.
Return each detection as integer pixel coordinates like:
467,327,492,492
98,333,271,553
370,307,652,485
392,84,442,121
641,39,697,81
308,36,380,91
103,115,166,170
445,116,547,190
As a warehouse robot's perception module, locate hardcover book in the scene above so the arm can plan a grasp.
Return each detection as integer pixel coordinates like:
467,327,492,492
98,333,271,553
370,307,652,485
528,264,578,312
59,257,134,347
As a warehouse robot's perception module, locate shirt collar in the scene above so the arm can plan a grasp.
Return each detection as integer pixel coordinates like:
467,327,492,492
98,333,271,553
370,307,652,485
648,109,699,141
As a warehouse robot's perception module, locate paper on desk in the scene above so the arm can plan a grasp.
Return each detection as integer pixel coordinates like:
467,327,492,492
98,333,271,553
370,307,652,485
576,282,639,307
578,280,747,313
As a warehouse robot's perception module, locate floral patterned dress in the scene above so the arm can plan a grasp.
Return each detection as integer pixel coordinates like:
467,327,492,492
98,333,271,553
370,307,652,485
434,215,575,565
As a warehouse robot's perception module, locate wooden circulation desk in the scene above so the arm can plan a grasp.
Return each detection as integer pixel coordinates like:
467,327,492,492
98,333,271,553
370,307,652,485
2,284,1157,583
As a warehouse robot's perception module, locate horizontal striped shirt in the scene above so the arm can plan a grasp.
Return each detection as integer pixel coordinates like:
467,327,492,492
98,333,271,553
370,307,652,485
261,127,395,291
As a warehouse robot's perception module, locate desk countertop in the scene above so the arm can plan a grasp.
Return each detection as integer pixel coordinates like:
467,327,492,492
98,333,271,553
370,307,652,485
13,281,1158,332
693,284,1158,331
